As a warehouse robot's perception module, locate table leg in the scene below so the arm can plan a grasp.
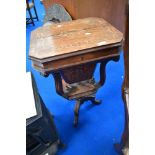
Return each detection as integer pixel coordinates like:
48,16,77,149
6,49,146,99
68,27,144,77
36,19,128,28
89,96,101,105
74,100,84,127
73,95,101,127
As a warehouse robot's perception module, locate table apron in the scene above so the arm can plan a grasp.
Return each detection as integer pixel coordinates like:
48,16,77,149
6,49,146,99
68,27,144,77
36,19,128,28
32,47,121,74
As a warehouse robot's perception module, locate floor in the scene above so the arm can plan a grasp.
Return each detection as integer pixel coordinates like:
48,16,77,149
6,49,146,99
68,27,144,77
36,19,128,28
26,1,125,155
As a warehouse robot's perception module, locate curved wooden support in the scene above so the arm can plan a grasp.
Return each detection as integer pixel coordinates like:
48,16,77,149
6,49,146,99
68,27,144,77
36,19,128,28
98,61,107,87
89,96,101,105
74,100,83,127
114,87,129,155
120,87,129,153
51,56,121,127
91,98,101,105
97,55,120,89
73,95,101,127
52,72,64,96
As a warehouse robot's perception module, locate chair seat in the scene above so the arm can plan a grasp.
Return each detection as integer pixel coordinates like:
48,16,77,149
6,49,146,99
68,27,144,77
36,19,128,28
26,2,34,9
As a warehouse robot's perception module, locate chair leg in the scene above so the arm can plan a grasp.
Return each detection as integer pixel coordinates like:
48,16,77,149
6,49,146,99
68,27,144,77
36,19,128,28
27,9,35,26
33,6,39,21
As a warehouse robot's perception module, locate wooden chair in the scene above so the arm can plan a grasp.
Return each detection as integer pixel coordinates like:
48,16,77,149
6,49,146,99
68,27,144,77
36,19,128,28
26,0,39,26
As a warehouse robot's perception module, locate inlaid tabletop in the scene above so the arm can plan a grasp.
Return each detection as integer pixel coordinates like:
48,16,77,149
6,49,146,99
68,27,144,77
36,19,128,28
29,17,123,60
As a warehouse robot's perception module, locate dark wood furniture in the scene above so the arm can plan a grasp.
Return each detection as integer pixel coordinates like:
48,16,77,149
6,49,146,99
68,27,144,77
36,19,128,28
121,4,129,154
42,0,129,153
114,2,129,155
26,0,39,26
29,17,123,126
26,73,60,155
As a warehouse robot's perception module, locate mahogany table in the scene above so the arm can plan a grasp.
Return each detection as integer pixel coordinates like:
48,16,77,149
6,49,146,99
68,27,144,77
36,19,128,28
29,17,123,126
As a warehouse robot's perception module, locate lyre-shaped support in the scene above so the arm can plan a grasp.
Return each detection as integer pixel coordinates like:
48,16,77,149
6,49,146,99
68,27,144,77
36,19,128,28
51,55,120,127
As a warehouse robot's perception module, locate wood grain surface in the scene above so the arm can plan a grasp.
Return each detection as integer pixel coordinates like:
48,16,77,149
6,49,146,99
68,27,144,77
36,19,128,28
29,16,123,127
29,17,123,60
